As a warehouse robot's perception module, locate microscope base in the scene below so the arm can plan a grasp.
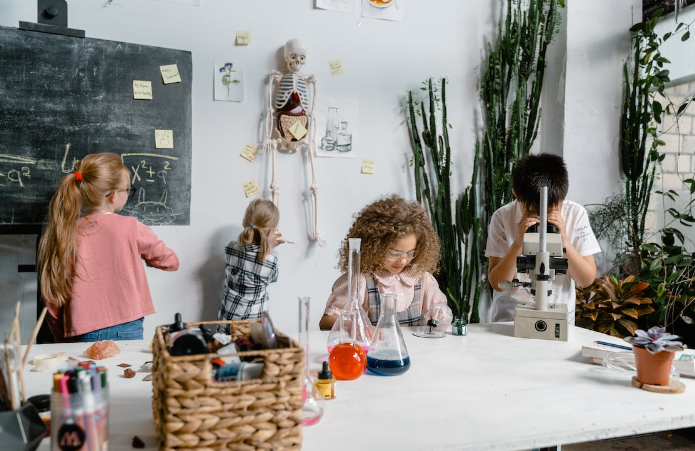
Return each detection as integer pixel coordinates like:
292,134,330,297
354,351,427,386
514,303,570,341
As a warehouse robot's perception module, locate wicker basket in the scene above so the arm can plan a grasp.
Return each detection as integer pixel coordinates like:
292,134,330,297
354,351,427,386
152,319,304,451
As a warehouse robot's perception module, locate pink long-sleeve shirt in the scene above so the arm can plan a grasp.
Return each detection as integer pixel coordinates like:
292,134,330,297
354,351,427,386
46,213,179,339
323,268,447,318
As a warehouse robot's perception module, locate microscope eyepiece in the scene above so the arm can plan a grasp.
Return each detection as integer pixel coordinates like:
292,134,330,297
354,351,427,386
526,223,558,234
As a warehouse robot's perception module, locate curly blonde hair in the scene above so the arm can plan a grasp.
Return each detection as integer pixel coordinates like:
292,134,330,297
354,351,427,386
338,195,441,275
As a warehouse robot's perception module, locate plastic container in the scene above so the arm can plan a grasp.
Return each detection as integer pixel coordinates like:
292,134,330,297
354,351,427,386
50,389,108,451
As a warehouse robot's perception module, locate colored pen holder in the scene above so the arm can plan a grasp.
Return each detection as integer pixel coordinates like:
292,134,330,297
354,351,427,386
50,391,108,451
0,403,47,451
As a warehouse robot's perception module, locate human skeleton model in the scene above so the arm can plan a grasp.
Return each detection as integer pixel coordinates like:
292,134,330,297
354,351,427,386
263,39,325,246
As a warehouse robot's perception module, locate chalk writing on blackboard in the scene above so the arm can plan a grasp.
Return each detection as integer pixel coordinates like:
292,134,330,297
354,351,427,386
123,187,182,225
0,25,192,229
0,154,35,188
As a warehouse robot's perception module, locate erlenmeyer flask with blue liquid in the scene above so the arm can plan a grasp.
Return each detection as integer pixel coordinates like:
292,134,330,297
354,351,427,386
366,293,411,376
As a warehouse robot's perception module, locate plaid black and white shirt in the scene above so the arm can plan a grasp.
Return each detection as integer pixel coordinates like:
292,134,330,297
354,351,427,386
217,241,279,323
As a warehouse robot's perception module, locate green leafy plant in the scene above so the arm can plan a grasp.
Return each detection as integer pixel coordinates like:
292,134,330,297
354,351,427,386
586,10,693,276
407,0,565,323
575,274,655,337
640,233,695,327
473,0,564,317
406,78,476,320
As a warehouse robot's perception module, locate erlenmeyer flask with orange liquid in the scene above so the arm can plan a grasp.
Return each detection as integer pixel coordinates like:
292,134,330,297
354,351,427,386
327,238,373,380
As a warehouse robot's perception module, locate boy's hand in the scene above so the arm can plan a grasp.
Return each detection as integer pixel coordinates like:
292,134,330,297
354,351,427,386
513,212,540,251
547,209,568,244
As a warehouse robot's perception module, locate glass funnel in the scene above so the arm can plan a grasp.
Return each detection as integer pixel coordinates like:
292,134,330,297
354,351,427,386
298,296,323,426
326,238,374,354
366,293,411,376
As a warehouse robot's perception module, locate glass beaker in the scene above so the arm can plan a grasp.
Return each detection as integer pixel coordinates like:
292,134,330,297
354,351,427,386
298,296,323,426
366,293,411,376
327,238,373,355
327,238,373,380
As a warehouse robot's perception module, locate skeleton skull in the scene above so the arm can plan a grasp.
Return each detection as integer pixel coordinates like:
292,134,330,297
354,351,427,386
284,39,307,73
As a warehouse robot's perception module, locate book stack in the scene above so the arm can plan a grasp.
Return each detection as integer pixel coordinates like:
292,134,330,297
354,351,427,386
581,340,695,378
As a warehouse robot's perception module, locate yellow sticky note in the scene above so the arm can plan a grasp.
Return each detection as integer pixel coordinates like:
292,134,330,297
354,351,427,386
155,130,174,149
329,59,344,76
236,31,252,45
288,121,308,140
240,143,259,162
361,159,375,174
160,64,182,84
133,80,153,100
242,179,260,198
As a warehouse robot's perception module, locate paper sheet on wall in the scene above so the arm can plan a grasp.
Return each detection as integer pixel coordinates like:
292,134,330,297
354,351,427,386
315,96,358,159
214,60,244,102
361,159,374,174
240,143,259,162
329,60,344,76
242,179,260,198
361,0,404,21
315,0,358,13
236,31,252,45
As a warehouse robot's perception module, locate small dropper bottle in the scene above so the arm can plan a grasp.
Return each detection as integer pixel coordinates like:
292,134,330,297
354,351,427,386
316,361,335,400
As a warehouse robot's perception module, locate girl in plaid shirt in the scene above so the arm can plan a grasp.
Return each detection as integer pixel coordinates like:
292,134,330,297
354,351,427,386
319,195,448,330
218,200,285,325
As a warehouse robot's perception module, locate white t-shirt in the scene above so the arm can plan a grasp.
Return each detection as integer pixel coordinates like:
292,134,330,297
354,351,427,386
485,200,602,322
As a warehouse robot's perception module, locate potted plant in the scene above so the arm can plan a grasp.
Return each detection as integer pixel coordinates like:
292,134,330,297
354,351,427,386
625,326,686,385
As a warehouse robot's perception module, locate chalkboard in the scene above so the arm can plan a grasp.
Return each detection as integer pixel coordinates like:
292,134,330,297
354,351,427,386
0,26,192,232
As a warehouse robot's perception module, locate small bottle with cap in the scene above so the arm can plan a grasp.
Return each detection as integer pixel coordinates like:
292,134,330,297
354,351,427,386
315,361,335,400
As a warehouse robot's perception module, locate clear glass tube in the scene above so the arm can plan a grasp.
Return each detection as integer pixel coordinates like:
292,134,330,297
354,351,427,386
298,296,323,426
326,238,374,354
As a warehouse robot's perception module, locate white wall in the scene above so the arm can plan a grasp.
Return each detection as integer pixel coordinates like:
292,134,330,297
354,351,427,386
0,0,495,337
562,0,638,274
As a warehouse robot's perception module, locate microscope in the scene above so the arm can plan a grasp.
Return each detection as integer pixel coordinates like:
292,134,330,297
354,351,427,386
499,187,570,341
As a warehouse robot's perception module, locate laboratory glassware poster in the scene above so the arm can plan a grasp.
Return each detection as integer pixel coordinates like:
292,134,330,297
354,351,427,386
315,96,358,158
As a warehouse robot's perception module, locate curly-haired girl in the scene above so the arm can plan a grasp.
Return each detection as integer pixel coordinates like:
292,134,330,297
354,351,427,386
319,195,446,330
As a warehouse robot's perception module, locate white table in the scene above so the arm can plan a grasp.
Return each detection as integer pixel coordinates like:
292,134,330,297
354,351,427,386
25,324,695,451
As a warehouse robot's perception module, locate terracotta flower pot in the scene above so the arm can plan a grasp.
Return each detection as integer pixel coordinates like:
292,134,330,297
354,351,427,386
633,345,675,386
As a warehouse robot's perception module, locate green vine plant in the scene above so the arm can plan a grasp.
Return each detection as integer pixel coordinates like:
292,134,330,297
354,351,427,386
588,9,693,271
475,0,564,313
406,78,478,321
405,0,564,323
582,9,695,343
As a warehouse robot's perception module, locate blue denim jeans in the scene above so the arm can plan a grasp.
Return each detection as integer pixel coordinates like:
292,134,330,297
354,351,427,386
73,318,144,342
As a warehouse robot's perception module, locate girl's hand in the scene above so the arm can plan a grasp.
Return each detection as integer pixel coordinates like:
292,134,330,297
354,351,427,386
268,229,284,248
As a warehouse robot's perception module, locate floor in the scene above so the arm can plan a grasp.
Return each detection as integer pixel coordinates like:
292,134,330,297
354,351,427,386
565,427,695,450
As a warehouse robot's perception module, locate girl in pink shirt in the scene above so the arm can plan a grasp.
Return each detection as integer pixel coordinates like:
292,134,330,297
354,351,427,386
37,153,179,342
319,195,448,330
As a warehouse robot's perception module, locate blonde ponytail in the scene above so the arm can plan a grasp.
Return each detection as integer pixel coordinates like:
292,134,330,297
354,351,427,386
237,199,279,262
37,153,129,306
